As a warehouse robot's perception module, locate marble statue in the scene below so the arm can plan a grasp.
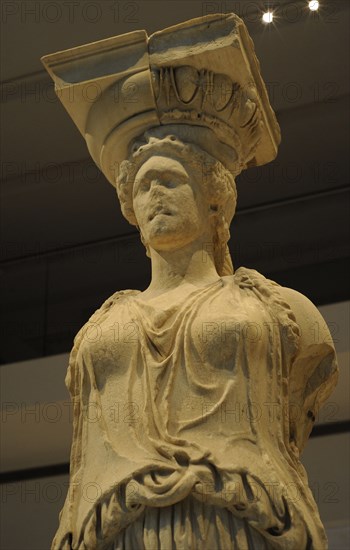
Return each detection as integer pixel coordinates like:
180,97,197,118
42,13,338,550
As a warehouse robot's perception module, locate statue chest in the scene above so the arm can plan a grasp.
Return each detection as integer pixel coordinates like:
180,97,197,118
75,278,283,453
79,281,272,392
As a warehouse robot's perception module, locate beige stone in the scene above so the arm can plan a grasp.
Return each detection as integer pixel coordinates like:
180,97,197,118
42,13,338,550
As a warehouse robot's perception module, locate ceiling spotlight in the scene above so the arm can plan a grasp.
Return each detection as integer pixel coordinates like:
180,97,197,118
308,1,319,10
262,11,274,23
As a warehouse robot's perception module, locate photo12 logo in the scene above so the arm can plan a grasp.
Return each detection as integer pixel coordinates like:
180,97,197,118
1,2,140,25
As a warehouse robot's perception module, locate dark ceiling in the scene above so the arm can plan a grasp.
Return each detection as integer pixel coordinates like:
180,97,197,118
1,0,349,364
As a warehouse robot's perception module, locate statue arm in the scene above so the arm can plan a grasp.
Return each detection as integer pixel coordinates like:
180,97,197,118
51,323,85,549
52,290,130,549
278,286,339,454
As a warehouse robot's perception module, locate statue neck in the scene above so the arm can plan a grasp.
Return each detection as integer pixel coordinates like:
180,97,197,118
144,238,220,299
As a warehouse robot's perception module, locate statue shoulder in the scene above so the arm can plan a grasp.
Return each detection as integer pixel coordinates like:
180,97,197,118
277,285,336,354
234,269,338,451
90,288,139,316
277,285,339,452
234,267,336,351
74,288,139,343
65,288,139,393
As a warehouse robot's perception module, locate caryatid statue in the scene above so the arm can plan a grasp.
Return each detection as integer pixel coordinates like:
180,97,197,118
42,13,338,550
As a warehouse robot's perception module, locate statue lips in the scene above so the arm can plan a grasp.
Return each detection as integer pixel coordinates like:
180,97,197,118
148,204,174,222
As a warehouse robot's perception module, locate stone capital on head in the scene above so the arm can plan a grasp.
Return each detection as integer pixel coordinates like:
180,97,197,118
41,13,281,187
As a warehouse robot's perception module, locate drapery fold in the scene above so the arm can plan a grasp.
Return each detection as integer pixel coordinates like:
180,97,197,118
52,268,337,550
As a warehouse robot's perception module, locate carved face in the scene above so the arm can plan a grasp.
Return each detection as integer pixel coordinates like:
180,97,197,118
132,155,210,251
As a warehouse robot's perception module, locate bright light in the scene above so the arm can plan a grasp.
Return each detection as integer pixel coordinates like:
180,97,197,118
262,11,274,23
308,1,319,11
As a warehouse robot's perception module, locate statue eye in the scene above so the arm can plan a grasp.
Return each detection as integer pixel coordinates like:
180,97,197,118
163,179,176,189
140,178,150,191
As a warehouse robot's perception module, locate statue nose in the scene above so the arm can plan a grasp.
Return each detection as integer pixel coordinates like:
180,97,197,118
150,178,162,189
150,179,166,195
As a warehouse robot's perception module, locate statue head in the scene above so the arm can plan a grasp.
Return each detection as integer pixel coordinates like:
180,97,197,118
42,13,280,278
116,133,237,276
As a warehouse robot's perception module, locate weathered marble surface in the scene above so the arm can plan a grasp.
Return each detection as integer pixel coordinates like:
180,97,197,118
42,13,338,550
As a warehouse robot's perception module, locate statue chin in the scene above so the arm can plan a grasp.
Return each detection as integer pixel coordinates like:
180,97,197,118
144,221,205,254
147,215,178,239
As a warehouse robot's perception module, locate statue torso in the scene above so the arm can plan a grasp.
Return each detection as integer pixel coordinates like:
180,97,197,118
79,275,272,459
58,268,328,549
